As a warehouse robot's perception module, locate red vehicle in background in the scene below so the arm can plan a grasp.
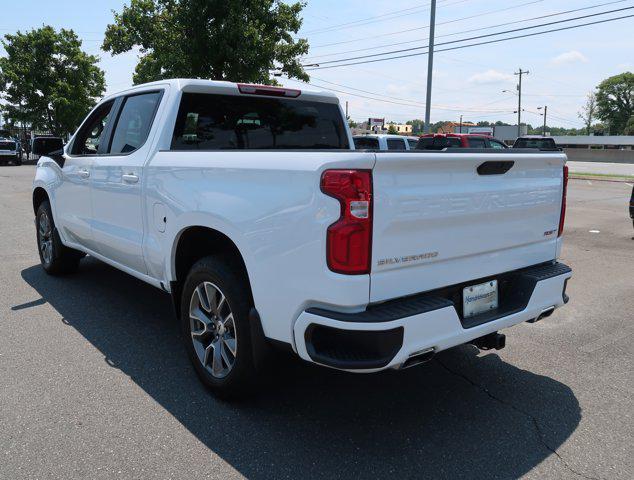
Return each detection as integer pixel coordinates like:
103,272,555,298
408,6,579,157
416,133,508,150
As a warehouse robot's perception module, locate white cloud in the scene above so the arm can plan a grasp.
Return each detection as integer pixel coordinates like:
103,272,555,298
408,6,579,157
550,50,588,66
467,69,514,85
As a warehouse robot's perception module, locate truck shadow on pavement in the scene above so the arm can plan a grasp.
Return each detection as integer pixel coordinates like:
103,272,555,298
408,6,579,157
21,259,581,480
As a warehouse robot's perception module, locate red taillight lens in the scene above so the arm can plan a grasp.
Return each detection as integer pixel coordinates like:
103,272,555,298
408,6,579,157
321,169,373,275
558,165,568,237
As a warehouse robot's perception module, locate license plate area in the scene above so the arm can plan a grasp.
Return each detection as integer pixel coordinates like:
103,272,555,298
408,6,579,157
463,280,498,318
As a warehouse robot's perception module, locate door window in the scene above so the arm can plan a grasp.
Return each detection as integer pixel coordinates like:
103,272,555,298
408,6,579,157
109,92,162,154
468,137,487,148
489,139,507,149
387,138,406,150
71,101,115,155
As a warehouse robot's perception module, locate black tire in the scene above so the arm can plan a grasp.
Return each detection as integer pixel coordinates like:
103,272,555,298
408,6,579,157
14,156,22,166
180,255,257,399
36,200,84,275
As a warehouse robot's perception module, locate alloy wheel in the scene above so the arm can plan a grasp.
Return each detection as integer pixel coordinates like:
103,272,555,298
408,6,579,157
38,212,53,265
189,281,238,378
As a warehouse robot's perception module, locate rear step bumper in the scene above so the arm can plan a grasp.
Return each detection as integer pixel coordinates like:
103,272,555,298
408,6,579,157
294,262,572,372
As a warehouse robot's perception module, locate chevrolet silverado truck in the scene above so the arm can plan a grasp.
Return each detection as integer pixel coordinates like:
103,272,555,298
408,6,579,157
32,79,571,397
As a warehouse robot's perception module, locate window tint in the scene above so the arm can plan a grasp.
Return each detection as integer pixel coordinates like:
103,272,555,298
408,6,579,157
109,92,162,154
468,137,487,148
353,137,380,149
416,136,462,150
172,93,349,150
387,138,406,150
71,101,114,155
407,139,418,149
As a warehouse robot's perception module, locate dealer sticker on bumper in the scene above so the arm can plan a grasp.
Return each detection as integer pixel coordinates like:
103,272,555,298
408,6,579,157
463,280,498,318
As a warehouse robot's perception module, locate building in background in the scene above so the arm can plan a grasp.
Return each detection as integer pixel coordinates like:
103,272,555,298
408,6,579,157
352,118,412,135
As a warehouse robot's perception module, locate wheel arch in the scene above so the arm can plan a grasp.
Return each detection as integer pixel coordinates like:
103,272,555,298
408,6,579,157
169,225,254,315
32,187,50,215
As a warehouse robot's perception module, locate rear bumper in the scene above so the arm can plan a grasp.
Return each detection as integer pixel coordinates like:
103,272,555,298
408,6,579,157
294,262,572,372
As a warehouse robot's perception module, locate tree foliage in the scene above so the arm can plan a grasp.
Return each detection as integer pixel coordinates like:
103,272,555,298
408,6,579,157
0,26,105,136
595,72,634,135
102,0,310,85
577,92,597,135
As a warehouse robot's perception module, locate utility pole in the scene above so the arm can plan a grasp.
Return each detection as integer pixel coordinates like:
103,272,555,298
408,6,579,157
542,105,547,136
423,0,437,133
514,68,529,138
459,114,463,133
345,101,349,119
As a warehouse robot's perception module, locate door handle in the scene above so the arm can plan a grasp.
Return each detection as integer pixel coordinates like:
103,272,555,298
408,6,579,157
122,173,139,184
78,169,90,179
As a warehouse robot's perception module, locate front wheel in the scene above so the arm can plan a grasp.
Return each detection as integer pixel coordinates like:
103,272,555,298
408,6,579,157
180,256,257,398
36,200,84,275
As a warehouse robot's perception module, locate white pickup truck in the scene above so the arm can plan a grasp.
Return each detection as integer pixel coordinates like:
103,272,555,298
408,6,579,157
32,79,571,397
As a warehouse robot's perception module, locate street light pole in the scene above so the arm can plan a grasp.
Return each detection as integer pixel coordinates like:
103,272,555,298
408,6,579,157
459,114,463,133
514,68,529,138
423,0,437,133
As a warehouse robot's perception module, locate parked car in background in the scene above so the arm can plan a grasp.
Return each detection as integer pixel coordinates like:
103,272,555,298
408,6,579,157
513,136,559,151
0,137,22,166
32,79,571,397
353,134,418,151
416,133,508,150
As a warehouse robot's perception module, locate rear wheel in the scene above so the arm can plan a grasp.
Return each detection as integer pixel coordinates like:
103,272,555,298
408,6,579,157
36,200,84,275
180,256,257,398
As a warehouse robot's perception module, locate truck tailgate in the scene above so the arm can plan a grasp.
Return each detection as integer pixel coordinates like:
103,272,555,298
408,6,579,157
370,151,566,303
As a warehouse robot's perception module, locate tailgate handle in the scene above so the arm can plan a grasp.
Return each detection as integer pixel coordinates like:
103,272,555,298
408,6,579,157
477,161,514,175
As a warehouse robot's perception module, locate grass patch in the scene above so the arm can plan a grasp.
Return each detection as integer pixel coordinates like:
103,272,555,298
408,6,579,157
569,172,634,181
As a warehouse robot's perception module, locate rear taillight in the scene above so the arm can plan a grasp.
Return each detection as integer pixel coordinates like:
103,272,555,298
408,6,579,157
558,165,568,237
237,83,301,98
321,170,373,275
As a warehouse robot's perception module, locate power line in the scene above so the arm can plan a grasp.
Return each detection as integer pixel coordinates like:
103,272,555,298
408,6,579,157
301,1,454,35
304,6,634,67
284,76,517,113
304,0,628,60
305,13,634,70
308,0,543,49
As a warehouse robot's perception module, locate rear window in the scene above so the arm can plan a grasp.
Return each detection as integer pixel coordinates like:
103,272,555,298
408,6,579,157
416,136,462,150
387,138,406,150
353,137,380,149
407,139,418,149
171,93,349,150
0,140,16,150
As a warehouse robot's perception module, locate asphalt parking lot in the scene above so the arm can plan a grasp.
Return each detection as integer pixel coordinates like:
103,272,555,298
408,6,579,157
1,165,632,480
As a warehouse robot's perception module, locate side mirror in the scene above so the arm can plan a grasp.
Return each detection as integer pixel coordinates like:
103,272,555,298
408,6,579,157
32,137,65,167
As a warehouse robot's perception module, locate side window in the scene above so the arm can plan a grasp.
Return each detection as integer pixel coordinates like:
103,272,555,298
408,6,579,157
353,137,379,149
407,139,418,149
387,138,406,150
109,92,162,154
489,139,506,149
468,137,487,148
71,101,114,155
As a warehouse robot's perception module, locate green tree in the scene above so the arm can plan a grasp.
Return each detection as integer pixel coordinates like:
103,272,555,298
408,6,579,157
595,72,634,134
387,124,398,134
102,0,309,85
0,26,105,136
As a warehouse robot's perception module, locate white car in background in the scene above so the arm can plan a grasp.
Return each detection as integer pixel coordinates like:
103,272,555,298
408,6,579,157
353,134,419,151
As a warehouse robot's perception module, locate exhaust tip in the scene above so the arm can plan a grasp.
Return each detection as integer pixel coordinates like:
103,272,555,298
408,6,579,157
401,347,436,369
528,306,556,323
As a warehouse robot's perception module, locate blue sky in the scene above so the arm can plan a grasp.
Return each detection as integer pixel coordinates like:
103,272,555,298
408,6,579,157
1,0,632,128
